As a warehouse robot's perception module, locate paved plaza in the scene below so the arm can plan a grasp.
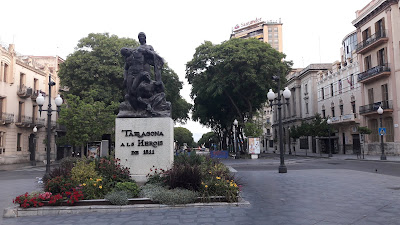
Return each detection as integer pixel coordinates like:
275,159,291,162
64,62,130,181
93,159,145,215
2,157,400,224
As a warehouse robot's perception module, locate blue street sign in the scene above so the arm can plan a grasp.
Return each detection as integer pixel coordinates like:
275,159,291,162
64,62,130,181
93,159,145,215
379,128,386,136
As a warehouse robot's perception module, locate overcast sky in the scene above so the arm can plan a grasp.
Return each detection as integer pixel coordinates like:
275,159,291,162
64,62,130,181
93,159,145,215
1,0,372,142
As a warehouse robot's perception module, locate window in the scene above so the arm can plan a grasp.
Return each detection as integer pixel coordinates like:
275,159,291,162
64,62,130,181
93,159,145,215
369,119,379,142
267,118,270,124
350,74,354,89
32,105,37,123
274,39,278,43
384,117,394,142
268,39,273,43
274,33,278,37
306,102,309,114
274,27,278,31
381,84,388,106
330,83,334,97
375,18,385,37
377,48,387,66
321,88,325,100
331,106,335,117
268,33,272,37
340,105,344,116
0,98,3,119
322,109,326,118
351,101,356,117
362,27,371,41
17,133,22,151
18,102,23,122
0,131,4,154
368,88,374,104
3,63,8,82
19,73,25,88
33,78,38,92
364,55,372,70
267,129,271,135
338,80,342,94
268,28,272,32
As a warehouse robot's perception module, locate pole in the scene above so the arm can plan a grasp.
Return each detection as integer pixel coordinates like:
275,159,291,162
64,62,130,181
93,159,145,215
46,74,52,175
328,125,332,157
233,126,238,159
277,77,287,173
380,115,386,160
288,129,291,155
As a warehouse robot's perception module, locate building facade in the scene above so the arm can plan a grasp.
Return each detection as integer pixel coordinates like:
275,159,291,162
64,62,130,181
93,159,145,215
0,43,63,164
352,0,400,154
317,31,362,155
278,64,331,154
231,18,283,52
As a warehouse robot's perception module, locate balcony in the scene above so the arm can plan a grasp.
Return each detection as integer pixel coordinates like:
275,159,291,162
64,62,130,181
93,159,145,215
359,100,393,115
17,85,33,98
34,118,46,128
357,63,390,83
31,90,39,100
0,113,14,125
356,30,388,54
330,113,359,124
15,115,34,127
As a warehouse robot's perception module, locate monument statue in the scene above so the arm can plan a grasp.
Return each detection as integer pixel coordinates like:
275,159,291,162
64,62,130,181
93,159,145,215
118,32,171,118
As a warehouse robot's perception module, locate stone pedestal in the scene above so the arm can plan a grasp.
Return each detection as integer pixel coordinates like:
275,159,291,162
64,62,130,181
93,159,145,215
115,117,174,183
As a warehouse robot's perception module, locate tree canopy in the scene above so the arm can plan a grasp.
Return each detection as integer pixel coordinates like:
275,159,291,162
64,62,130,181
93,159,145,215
197,132,219,148
58,33,191,123
174,127,195,148
185,38,292,144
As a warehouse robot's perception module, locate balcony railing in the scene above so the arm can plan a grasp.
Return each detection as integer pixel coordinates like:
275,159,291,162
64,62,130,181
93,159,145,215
356,29,388,53
35,118,46,128
15,115,34,127
0,113,14,124
31,90,39,100
359,100,393,114
357,63,390,83
17,85,33,98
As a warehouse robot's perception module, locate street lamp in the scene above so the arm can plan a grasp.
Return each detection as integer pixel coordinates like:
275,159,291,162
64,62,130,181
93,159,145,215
288,127,291,155
268,76,291,173
233,119,239,159
36,74,63,175
377,106,386,160
327,118,332,157
31,126,38,166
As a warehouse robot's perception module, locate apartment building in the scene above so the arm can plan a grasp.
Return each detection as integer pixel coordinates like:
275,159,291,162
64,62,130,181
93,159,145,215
317,31,362,155
278,64,331,154
231,18,283,52
0,43,63,164
352,0,400,154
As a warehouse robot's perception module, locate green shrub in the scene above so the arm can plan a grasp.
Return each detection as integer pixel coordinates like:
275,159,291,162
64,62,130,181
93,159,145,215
164,163,202,191
44,176,76,194
80,177,107,199
139,184,199,205
154,188,199,205
200,176,239,202
70,160,99,185
95,157,131,186
105,191,129,205
43,157,78,186
146,167,167,186
174,153,204,166
114,182,140,198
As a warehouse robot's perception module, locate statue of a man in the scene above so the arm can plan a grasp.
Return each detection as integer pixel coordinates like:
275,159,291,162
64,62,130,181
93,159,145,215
118,32,170,118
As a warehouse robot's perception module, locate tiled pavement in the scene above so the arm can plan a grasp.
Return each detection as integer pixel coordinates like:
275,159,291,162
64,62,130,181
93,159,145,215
3,158,400,224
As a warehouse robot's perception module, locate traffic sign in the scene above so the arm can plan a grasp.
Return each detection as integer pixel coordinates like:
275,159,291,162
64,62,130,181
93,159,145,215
379,128,386,136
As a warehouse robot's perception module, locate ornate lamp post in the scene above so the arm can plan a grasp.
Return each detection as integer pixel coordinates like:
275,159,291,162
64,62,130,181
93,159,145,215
36,74,63,175
377,106,386,160
327,118,332,157
233,119,239,159
267,77,291,173
31,126,37,166
288,127,291,155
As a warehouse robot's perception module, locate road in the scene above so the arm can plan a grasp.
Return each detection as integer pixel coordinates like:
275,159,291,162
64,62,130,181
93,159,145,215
2,156,400,225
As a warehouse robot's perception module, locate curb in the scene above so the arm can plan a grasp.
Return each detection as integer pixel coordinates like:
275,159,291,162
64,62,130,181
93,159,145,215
3,199,250,218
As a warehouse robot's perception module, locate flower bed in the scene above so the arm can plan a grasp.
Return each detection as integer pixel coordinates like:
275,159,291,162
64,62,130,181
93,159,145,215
12,154,240,209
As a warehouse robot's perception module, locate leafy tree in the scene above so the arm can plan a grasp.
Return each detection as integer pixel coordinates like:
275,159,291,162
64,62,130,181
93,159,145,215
358,126,372,134
197,132,218,148
243,121,263,137
186,38,292,147
174,127,195,149
58,32,191,122
57,94,116,148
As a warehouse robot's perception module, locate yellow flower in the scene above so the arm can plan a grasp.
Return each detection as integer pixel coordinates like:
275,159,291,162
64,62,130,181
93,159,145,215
234,183,238,187
96,178,102,182
99,186,102,189
205,185,208,188
90,178,93,180
83,183,86,186
230,183,233,187
93,183,97,186
208,171,211,174
216,176,221,180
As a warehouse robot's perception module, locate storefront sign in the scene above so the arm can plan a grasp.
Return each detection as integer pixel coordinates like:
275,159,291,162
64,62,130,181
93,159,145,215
233,17,263,31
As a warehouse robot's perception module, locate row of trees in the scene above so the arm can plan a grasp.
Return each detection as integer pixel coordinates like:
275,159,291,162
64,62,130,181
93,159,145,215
57,33,191,149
